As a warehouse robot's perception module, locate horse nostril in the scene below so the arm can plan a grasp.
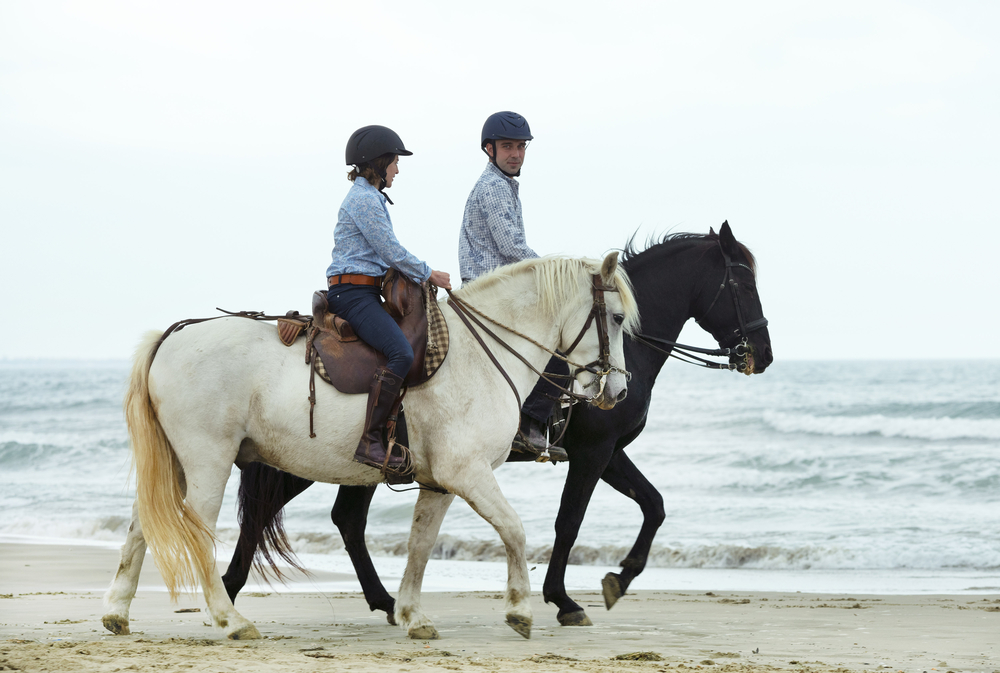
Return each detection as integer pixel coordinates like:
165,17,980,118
616,389,628,402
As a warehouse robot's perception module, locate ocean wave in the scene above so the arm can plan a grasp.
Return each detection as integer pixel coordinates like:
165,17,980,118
0,436,129,468
256,532,1000,571
8,519,1000,571
763,410,1000,441
810,401,1000,421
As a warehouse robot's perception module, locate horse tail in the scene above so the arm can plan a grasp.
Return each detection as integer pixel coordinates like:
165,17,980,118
236,463,311,583
125,329,214,600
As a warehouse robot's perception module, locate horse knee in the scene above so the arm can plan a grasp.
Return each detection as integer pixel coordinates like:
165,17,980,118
648,491,666,526
503,521,527,551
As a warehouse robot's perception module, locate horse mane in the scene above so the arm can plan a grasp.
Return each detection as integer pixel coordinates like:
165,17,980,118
456,255,640,335
621,230,757,275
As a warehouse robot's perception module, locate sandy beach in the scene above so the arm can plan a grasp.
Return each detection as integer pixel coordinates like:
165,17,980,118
1,543,998,673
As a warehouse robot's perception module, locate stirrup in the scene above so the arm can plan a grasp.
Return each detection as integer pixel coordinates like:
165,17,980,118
511,430,568,463
355,440,414,479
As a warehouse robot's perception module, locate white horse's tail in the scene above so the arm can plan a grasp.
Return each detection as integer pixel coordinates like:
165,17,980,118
125,330,214,600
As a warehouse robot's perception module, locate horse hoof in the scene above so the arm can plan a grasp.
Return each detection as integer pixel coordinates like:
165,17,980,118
385,612,397,626
602,573,623,610
227,624,262,640
505,614,532,639
408,624,440,640
557,610,593,627
102,614,130,635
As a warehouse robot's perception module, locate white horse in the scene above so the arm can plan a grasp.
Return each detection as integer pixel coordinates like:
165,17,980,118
103,253,639,641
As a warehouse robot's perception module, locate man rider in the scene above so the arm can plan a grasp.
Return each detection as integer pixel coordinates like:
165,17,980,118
458,111,570,462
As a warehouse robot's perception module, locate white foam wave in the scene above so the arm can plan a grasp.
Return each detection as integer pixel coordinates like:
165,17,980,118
6,518,1000,572
763,411,1000,441
267,532,1000,572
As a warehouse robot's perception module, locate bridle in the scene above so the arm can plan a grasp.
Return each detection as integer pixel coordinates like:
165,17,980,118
446,274,627,409
633,241,769,372
561,275,628,392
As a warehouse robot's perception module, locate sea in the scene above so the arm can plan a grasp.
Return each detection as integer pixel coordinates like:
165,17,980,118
2,359,999,596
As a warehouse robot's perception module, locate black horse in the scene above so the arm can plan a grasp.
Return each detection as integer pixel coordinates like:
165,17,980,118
222,221,773,627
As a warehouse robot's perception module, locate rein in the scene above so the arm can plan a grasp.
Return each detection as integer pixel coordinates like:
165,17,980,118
445,274,626,408
633,240,769,373
632,333,748,371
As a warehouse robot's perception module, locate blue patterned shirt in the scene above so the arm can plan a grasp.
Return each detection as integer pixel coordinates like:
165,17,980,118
326,177,431,283
458,162,538,281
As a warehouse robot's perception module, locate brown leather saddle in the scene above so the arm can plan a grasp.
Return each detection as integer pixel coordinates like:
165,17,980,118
277,271,447,395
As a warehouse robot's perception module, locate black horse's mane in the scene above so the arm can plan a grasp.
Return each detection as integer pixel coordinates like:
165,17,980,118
620,230,757,274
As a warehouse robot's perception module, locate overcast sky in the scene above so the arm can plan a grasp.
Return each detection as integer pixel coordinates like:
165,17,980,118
1,1,997,361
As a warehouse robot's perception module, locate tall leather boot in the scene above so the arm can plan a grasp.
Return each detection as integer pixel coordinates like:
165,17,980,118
354,367,411,475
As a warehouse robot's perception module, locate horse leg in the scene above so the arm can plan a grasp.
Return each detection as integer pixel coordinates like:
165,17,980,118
223,464,315,604
102,501,146,635
331,485,396,624
452,468,534,639
171,453,262,640
597,450,665,610
395,489,456,640
541,443,612,626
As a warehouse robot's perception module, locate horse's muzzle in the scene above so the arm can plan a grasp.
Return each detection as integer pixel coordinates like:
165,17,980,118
592,379,628,410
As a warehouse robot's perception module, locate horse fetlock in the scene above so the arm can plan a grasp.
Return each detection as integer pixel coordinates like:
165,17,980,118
395,604,415,627
557,610,593,627
620,556,645,571
101,613,130,635
505,613,532,639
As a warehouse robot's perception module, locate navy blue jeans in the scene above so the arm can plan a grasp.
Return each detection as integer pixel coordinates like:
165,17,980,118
327,284,413,379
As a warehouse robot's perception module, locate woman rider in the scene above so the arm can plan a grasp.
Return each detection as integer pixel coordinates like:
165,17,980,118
327,125,451,475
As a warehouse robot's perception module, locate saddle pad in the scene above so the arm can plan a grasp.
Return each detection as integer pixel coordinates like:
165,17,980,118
423,283,449,378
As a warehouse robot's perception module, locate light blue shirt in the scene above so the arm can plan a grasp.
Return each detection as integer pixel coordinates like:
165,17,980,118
458,162,538,281
326,177,431,282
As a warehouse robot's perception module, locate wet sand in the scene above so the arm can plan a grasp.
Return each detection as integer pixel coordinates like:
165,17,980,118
1,542,998,672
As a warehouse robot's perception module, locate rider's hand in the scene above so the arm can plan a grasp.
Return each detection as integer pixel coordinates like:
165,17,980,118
429,270,452,290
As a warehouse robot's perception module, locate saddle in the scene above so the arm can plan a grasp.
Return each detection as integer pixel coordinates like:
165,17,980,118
277,271,449,394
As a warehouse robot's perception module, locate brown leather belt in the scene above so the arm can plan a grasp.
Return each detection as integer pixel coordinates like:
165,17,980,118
328,274,384,288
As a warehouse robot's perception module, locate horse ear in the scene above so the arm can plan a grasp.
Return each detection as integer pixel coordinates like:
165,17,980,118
718,220,736,254
709,226,716,236
600,251,619,285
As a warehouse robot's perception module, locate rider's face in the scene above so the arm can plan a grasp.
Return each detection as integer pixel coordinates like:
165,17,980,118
384,155,399,188
488,139,528,175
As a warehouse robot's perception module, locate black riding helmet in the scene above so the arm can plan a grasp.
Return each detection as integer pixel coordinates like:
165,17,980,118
346,125,412,165
481,111,532,177
346,125,412,203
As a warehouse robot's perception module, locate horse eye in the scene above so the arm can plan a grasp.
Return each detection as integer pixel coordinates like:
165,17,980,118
613,314,625,325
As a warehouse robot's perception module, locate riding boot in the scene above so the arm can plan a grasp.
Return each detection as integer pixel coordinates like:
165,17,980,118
511,413,569,463
354,367,412,476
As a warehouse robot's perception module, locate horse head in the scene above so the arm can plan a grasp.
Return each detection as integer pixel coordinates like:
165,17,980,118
697,221,773,374
555,252,640,409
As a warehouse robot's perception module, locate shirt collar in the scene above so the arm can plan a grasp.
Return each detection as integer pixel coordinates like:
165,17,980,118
486,161,518,184
355,176,386,202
